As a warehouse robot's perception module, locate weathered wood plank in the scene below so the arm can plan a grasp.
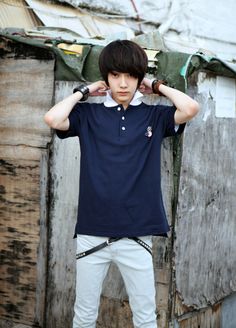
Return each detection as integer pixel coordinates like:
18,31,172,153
174,296,221,328
175,75,236,312
221,293,236,328
97,297,133,328
0,152,45,326
46,133,80,328
0,145,43,161
46,82,80,328
0,318,32,328
0,59,54,148
35,150,49,325
0,58,54,327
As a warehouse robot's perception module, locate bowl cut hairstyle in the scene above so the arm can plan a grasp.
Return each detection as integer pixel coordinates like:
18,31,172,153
99,40,148,87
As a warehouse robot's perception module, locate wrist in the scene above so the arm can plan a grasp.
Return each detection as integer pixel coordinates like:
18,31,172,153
88,82,99,94
73,84,90,101
152,79,167,96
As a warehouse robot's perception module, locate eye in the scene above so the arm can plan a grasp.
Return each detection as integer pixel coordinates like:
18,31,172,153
111,71,119,78
125,73,137,80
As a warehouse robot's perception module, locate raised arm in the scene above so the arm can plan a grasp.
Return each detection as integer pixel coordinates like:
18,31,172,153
141,78,199,124
44,81,108,130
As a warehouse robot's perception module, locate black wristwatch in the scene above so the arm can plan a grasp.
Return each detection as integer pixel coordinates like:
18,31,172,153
73,84,90,101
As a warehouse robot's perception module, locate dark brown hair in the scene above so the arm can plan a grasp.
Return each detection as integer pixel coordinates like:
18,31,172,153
99,40,148,87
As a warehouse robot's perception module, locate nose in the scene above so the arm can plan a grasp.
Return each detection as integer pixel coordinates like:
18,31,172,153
120,75,128,88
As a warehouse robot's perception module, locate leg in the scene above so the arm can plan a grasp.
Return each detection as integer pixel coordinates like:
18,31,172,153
73,235,111,328
114,237,157,328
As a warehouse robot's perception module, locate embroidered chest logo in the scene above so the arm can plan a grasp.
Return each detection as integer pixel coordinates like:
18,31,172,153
145,126,152,138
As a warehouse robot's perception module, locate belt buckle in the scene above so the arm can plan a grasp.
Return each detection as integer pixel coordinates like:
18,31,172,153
107,237,120,245
106,238,114,245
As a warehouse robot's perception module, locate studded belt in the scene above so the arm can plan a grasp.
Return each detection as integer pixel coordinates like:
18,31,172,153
76,237,152,260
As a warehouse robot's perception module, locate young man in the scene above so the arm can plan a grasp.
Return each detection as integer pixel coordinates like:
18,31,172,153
44,40,199,328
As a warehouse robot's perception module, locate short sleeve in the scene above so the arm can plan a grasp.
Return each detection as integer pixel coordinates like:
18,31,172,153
161,105,185,138
55,103,82,139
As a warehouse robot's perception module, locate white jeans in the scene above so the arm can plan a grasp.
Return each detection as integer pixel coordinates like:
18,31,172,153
73,235,157,328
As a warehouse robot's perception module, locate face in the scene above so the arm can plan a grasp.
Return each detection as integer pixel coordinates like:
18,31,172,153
107,72,139,109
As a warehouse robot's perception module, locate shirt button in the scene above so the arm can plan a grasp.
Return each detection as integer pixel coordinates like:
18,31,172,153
122,116,125,120
121,126,126,131
117,107,121,111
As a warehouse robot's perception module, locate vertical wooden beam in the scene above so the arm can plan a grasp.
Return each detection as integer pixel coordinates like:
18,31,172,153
45,82,79,328
0,59,54,327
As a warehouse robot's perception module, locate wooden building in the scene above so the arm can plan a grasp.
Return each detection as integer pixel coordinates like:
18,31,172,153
0,33,236,328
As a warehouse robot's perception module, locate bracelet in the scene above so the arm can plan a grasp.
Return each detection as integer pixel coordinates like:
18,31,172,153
73,84,90,101
152,79,166,96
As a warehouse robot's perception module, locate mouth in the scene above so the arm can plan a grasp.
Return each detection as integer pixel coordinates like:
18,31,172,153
117,92,129,96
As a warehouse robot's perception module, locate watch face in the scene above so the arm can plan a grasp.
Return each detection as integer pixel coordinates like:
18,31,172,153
81,86,89,94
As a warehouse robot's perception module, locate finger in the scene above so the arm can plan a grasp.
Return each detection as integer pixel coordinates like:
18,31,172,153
100,84,109,91
138,85,146,92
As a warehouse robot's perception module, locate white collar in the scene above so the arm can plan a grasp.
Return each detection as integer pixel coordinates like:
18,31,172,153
104,90,143,107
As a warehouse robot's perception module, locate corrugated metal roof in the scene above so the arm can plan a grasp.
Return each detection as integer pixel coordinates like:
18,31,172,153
53,0,236,44
25,0,134,39
1,0,236,61
42,0,236,61
0,0,42,29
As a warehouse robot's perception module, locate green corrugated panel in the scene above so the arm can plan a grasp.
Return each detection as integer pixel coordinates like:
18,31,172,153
1,30,236,89
155,51,236,91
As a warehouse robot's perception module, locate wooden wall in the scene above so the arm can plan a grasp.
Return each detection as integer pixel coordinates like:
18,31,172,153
0,59,54,327
1,64,236,328
174,74,236,327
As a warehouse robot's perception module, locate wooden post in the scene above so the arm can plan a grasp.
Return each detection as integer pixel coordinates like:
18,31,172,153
0,59,54,327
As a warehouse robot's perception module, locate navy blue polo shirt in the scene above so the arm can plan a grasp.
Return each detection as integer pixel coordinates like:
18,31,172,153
56,91,185,237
